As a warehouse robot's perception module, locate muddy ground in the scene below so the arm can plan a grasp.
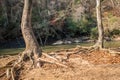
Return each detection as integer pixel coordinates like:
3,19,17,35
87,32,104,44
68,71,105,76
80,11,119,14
0,47,120,80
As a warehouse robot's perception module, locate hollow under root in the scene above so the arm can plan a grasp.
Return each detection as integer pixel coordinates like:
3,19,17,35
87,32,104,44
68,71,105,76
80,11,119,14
18,49,43,68
6,63,22,80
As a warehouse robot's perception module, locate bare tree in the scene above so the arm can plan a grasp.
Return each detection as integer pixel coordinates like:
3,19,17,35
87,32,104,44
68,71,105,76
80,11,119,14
93,0,104,49
20,0,42,67
20,0,67,68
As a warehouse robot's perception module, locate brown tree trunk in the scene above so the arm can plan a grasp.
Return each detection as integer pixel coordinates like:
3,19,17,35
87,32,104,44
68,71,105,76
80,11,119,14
20,0,42,67
94,0,104,49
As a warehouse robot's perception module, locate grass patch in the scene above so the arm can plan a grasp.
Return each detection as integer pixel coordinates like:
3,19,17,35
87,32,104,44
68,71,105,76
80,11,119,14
0,48,24,56
0,41,120,55
104,41,120,48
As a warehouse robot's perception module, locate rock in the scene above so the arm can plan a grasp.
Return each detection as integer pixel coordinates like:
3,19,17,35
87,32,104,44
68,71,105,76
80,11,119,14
104,37,111,41
64,40,72,44
81,37,89,41
52,40,64,45
73,38,82,43
85,40,95,43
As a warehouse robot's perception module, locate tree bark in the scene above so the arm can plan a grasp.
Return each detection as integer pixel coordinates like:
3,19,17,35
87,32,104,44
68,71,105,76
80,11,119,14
95,0,104,49
21,0,42,67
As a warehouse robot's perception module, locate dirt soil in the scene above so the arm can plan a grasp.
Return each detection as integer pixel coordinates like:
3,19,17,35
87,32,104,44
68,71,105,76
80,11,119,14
0,47,120,80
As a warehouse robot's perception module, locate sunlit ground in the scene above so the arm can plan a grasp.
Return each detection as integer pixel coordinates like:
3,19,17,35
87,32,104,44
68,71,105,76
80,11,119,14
0,41,120,55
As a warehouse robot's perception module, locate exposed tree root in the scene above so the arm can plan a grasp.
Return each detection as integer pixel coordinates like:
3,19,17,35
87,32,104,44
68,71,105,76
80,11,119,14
0,55,11,59
5,59,23,80
0,72,6,78
42,53,58,61
66,45,96,55
101,48,120,56
4,49,68,80
3,45,120,80
46,45,97,62
88,44,120,56
38,58,68,68
11,68,15,80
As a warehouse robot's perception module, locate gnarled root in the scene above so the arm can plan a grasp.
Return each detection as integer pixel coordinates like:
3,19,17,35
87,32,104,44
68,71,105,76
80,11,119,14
17,49,42,68
6,49,68,80
5,49,41,80
6,63,22,80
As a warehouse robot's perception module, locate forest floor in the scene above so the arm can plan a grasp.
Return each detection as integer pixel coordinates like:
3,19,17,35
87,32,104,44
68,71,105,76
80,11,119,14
0,47,120,80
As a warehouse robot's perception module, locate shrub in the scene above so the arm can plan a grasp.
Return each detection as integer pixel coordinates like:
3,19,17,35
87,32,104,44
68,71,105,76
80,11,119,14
110,29,120,37
90,27,98,40
65,15,96,37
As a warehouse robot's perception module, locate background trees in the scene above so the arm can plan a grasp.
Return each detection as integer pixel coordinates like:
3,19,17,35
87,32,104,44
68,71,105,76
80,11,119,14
0,0,120,47
94,0,104,48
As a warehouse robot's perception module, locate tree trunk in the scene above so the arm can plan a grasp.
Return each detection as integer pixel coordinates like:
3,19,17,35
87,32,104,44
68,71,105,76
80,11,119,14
95,0,104,49
21,0,42,67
